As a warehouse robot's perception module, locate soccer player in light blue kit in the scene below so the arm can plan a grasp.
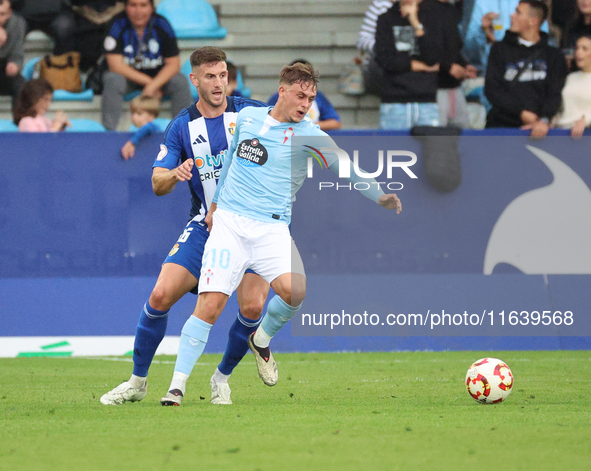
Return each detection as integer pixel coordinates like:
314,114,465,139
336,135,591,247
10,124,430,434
160,62,402,404
100,47,271,406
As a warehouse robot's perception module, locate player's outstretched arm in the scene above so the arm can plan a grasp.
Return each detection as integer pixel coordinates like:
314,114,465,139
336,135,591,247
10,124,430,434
152,159,194,196
378,193,402,214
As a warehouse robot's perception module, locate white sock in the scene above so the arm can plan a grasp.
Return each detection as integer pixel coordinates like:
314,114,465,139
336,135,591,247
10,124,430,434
213,367,230,384
253,326,272,348
169,371,189,395
128,374,146,389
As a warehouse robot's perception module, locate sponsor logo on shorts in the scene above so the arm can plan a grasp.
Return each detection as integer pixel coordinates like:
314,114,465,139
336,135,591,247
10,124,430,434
236,139,268,166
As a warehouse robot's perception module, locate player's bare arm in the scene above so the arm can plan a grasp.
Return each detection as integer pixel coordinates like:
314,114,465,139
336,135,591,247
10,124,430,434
204,202,217,232
151,159,194,196
378,193,402,214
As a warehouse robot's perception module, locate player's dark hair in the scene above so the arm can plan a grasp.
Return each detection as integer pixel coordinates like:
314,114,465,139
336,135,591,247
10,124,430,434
190,47,227,68
519,0,548,23
227,61,238,83
289,59,311,67
279,62,319,91
125,0,155,6
130,95,160,117
13,78,54,125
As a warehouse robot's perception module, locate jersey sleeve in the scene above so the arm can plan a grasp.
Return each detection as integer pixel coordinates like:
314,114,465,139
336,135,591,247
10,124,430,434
131,122,158,146
103,16,126,55
155,16,180,58
315,91,341,122
153,118,184,169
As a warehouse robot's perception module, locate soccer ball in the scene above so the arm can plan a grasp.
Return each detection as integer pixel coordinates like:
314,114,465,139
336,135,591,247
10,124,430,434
465,358,514,404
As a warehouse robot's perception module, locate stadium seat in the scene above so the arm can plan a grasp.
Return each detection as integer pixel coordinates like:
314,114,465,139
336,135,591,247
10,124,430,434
0,119,18,131
22,58,95,102
66,119,106,132
129,118,171,132
181,60,251,100
156,0,227,39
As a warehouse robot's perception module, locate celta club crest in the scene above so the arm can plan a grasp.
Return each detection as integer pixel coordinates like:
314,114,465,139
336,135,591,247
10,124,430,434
205,269,213,284
283,127,295,144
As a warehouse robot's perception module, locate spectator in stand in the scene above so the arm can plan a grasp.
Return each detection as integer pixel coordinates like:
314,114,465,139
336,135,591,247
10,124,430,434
357,1,395,96
226,61,242,97
11,0,77,55
562,0,591,66
357,0,396,54
435,0,477,127
484,0,567,137
13,77,70,131
101,0,191,130
121,94,159,159
268,59,342,131
71,0,125,72
552,0,577,36
375,0,443,129
463,0,549,74
0,0,25,109
554,35,591,137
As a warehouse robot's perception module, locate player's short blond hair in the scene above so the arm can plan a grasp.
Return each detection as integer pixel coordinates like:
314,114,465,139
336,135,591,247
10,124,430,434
129,95,160,117
279,62,319,91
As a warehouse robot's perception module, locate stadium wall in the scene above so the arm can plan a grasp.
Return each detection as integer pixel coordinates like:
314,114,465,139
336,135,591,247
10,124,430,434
1,131,590,356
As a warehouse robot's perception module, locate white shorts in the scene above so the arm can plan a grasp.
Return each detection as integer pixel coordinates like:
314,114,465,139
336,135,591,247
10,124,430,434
198,208,305,295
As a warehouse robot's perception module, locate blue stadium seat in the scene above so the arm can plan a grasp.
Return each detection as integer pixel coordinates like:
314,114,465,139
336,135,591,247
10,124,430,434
129,118,171,132
156,0,227,39
66,119,106,132
22,57,95,102
0,119,18,132
181,60,251,100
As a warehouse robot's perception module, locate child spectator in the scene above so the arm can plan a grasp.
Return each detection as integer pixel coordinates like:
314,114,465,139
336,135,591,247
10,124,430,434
121,94,159,159
13,77,70,131
554,35,591,137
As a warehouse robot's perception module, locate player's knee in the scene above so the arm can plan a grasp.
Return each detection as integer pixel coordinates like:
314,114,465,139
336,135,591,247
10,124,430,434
290,284,306,307
149,285,175,312
240,298,264,320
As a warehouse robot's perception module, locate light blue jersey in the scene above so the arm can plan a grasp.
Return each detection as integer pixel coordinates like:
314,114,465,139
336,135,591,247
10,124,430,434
213,107,337,225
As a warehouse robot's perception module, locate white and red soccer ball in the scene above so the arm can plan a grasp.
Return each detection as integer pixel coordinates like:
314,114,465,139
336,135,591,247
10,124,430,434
466,358,514,404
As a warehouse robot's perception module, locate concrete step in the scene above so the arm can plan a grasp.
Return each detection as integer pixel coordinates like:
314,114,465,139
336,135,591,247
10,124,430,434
221,16,362,34
219,1,366,16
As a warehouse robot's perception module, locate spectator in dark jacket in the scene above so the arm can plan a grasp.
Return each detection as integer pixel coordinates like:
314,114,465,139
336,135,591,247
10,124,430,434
375,0,444,129
485,0,567,137
562,0,591,69
435,0,477,127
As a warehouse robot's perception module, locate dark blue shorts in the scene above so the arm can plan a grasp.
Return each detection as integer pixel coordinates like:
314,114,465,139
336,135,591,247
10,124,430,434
163,220,209,295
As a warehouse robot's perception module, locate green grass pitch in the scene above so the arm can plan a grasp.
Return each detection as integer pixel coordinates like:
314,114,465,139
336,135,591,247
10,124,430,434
1,351,590,470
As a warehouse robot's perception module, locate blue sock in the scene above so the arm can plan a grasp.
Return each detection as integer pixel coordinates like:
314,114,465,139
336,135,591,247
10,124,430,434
260,295,302,337
174,316,212,376
218,310,261,375
132,302,169,377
